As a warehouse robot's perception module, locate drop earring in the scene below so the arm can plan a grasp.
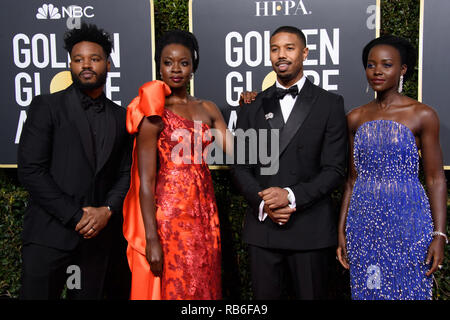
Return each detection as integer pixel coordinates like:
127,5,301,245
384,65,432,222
365,83,369,93
398,75,403,93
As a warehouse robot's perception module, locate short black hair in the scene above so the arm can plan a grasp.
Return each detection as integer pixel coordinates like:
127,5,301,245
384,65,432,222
362,35,417,81
155,30,200,73
271,26,306,47
64,23,112,57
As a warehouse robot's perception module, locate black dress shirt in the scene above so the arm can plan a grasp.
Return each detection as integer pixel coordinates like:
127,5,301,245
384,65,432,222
78,90,107,170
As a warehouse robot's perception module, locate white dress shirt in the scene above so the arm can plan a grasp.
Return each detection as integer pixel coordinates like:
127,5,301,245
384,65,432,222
258,75,306,223
277,76,306,123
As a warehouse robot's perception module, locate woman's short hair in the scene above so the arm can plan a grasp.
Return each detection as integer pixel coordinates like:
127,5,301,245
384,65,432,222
362,35,417,81
155,30,200,73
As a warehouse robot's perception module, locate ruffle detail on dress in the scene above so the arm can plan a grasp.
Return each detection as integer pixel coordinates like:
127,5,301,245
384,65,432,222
126,80,171,134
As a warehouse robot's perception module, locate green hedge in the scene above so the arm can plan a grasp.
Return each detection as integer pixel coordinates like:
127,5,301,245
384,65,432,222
154,0,189,39
0,172,26,298
381,0,420,99
0,0,448,300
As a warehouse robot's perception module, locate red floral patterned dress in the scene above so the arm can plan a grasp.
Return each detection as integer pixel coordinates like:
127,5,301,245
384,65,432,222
123,81,222,300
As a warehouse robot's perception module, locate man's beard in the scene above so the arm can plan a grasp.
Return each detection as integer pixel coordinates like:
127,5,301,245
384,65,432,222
277,72,294,81
71,69,107,91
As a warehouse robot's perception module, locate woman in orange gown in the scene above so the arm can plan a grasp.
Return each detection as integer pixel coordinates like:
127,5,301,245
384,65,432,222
123,30,233,299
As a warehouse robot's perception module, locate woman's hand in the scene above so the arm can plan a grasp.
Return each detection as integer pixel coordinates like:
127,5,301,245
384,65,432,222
336,232,349,269
146,238,164,277
239,91,257,106
425,236,446,276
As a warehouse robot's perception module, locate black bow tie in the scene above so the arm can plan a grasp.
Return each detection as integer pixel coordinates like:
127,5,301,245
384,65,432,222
81,94,105,113
275,86,298,99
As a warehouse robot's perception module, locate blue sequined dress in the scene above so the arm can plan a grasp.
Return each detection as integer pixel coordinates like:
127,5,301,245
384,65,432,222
346,120,433,300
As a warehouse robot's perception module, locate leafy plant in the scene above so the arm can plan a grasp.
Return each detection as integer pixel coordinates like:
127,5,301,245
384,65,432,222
0,172,27,298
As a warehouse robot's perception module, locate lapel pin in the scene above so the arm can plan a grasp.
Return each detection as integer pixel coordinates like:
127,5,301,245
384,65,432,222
265,112,274,120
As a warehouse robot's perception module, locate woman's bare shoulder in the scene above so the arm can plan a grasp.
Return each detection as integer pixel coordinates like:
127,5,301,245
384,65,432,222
346,103,372,131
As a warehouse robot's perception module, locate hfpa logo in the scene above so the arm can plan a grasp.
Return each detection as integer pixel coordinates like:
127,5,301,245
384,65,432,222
36,3,95,20
255,0,311,16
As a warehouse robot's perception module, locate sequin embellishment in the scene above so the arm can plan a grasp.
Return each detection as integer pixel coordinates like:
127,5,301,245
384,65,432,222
346,120,433,300
155,109,222,300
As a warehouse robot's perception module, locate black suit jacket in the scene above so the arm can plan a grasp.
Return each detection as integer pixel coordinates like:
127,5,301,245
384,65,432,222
231,79,347,250
18,85,132,251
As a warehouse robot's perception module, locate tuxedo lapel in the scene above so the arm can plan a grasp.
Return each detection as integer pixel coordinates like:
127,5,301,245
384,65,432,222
278,79,317,157
96,101,116,173
65,85,96,171
262,85,284,130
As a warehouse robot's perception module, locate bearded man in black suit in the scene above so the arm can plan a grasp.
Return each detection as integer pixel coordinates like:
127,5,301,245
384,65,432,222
18,23,132,299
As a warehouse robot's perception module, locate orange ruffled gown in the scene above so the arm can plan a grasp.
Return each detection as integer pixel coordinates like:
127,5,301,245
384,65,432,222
123,81,222,300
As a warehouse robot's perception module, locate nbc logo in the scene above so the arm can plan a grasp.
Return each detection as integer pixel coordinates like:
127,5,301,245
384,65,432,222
36,4,61,19
36,4,95,20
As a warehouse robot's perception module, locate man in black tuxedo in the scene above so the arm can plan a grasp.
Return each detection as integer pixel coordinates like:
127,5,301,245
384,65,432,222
231,26,347,299
17,24,132,299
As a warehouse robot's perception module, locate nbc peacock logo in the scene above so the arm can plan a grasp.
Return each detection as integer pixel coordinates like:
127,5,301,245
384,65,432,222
35,4,95,20
36,4,61,19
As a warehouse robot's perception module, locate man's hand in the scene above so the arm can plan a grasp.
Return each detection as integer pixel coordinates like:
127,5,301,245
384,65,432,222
259,187,290,210
264,204,295,225
75,206,112,239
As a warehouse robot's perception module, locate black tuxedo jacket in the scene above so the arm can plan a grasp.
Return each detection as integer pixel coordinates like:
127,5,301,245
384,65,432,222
18,85,132,251
231,79,347,250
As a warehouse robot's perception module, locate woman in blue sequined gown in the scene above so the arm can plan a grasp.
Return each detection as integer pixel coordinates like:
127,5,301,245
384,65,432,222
337,35,447,300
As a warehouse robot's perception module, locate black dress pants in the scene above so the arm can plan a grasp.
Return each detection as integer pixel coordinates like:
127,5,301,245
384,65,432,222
248,245,335,300
20,236,130,300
